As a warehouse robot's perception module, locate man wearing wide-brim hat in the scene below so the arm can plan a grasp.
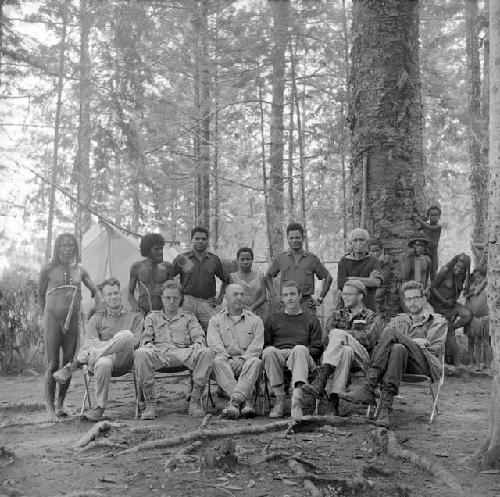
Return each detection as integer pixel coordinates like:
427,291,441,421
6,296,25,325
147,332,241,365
400,234,432,290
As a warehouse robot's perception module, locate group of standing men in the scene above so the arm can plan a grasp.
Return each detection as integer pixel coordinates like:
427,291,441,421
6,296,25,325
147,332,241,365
41,218,449,428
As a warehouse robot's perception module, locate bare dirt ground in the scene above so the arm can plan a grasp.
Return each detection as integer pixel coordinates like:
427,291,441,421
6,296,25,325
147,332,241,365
0,369,498,497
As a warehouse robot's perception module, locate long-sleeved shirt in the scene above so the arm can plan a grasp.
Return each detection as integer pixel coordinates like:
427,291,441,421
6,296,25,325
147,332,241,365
266,250,330,296
141,310,205,348
207,309,264,361
337,254,383,311
264,311,323,361
85,306,144,345
324,306,383,353
384,311,447,381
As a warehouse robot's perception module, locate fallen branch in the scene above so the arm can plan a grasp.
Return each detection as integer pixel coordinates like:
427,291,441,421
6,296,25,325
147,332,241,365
75,421,124,449
119,415,363,455
164,441,202,472
288,458,322,497
378,428,465,496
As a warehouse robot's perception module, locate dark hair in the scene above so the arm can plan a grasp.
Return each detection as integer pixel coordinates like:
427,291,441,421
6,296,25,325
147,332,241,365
368,238,382,248
286,222,304,236
237,247,254,259
140,233,165,257
100,277,121,291
52,233,78,264
280,280,302,295
427,205,441,217
441,253,471,291
401,280,424,297
190,226,209,239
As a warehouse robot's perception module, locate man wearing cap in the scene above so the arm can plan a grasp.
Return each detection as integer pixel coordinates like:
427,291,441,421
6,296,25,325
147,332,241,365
302,280,383,415
337,228,383,311
265,222,332,314
400,235,432,290
341,280,447,428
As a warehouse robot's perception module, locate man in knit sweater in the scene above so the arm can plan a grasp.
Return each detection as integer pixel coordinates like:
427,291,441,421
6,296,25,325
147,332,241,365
263,280,323,419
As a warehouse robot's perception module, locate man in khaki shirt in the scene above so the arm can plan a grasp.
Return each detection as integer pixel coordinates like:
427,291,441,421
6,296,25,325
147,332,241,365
207,284,264,419
134,280,213,420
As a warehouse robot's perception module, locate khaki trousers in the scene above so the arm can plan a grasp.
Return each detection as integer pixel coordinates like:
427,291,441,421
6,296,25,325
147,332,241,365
322,329,370,395
134,344,213,401
212,355,262,399
262,345,316,395
77,330,135,408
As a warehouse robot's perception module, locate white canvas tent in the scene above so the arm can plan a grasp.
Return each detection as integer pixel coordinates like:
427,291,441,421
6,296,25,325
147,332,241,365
81,222,180,312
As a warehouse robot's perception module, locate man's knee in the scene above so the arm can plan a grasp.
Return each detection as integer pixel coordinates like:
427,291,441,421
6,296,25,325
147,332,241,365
390,343,406,358
95,356,113,374
244,356,262,369
343,345,354,359
329,329,348,342
134,346,154,365
262,346,279,360
196,347,213,362
379,327,397,341
115,330,135,347
291,344,308,356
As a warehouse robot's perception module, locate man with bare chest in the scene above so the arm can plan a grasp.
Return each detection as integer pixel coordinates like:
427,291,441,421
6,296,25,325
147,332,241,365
128,233,174,314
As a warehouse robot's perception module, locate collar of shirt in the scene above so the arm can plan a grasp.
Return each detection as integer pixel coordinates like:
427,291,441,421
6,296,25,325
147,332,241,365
105,306,127,317
161,310,186,322
286,249,307,257
223,309,248,322
284,308,303,316
344,252,369,261
186,250,209,260
405,310,432,328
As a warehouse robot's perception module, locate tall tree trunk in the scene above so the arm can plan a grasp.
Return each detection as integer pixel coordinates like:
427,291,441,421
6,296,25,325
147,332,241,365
258,64,272,260
0,0,4,85
75,0,91,249
479,0,500,470
213,2,220,249
341,0,350,242
193,0,210,229
349,0,424,317
467,0,488,261
287,55,295,224
45,0,69,262
268,0,290,257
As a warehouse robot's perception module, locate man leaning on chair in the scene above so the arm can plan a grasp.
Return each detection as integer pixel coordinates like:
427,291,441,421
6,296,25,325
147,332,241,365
53,277,144,422
341,280,447,428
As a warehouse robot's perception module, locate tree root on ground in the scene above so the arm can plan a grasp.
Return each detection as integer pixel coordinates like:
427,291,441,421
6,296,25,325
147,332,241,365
75,421,125,449
118,415,363,455
376,428,465,496
164,440,202,472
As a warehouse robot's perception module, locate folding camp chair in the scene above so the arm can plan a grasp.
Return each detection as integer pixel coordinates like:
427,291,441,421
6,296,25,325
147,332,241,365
80,367,139,417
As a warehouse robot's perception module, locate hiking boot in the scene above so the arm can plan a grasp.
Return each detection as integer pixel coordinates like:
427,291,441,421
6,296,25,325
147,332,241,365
327,393,340,416
53,362,78,384
374,391,393,428
141,402,157,420
85,407,105,422
188,384,206,417
302,364,334,399
241,399,256,418
290,388,303,419
341,381,376,405
269,394,285,418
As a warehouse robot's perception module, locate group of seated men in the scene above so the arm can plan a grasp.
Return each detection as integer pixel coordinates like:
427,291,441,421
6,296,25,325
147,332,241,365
53,269,447,429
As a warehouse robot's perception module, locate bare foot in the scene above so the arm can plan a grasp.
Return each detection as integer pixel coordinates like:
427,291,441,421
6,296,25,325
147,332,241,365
56,406,72,418
46,409,60,423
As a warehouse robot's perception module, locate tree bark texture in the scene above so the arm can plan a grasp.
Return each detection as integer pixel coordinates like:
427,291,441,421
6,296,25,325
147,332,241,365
75,0,92,249
481,0,500,470
45,0,69,262
193,0,210,229
467,0,488,254
349,0,424,316
269,0,290,257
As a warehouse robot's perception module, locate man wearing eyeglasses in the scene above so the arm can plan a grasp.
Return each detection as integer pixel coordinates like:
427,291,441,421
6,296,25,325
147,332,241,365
341,280,447,428
302,280,383,416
